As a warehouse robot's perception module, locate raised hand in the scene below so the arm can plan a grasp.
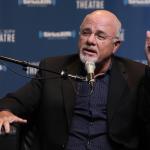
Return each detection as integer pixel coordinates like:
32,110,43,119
145,31,150,66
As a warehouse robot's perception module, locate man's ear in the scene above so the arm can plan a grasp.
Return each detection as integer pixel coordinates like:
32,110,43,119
113,40,121,54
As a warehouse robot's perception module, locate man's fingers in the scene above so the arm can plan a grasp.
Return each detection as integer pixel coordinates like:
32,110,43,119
0,111,27,134
0,121,3,134
145,31,150,66
0,117,27,134
0,118,27,134
14,116,27,123
3,121,11,133
146,31,150,47
146,30,150,37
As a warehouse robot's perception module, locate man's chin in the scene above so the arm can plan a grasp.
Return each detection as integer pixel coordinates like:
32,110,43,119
80,54,97,63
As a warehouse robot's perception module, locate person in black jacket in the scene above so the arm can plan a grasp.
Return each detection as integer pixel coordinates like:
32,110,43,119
0,10,150,150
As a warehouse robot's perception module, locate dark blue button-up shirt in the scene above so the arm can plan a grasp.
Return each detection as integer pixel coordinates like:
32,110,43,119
66,73,113,150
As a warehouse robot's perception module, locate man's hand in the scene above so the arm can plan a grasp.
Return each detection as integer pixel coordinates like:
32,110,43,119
145,31,150,66
0,111,27,134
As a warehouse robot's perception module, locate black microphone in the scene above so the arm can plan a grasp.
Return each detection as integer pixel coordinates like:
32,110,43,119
85,61,95,87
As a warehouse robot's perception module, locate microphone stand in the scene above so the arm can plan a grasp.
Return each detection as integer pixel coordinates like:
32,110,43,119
0,55,86,81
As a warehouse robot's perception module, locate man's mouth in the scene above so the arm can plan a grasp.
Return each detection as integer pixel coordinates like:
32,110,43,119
82,48,97,57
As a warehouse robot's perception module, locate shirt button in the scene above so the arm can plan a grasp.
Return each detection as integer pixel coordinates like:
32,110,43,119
87,140,91,150
90,121,94,125
87,140,90,145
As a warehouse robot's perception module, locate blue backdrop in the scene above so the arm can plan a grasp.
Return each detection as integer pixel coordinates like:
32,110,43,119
0,0,149,97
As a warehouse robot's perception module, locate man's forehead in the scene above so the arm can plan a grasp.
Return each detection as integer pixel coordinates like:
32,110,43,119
81,23,112,31
81,16,114,28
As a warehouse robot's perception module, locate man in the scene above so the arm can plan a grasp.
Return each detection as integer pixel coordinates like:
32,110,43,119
0,10,150,150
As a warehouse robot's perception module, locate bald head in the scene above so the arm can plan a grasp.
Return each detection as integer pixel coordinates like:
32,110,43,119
80,10,122,40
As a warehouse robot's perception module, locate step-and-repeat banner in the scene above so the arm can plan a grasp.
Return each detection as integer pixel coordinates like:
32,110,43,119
0,0,150,97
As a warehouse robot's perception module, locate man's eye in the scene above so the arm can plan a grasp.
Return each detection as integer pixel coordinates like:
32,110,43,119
97,34,106,40
80,29,91,36
82,31,90,35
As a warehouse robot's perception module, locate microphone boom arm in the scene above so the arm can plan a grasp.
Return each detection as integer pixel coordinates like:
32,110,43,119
0,55,85,81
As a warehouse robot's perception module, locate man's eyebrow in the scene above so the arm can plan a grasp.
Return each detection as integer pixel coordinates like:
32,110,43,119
80,28,108,36
81,27,91,31
96,30,108,35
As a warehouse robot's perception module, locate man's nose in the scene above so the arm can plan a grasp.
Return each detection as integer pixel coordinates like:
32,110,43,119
87,33,96,45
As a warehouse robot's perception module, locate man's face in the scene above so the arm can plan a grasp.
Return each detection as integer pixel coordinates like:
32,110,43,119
78,14,120,64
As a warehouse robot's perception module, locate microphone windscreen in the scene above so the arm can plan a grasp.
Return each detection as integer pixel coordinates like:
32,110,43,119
85,61,95,74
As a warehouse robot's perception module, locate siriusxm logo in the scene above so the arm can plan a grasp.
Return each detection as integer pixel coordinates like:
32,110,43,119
38,30,76,40
0,29,15,43
18,0,56,7
123,0,150,6
0,64,7,72
25,62,39,75
76,0,104,9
